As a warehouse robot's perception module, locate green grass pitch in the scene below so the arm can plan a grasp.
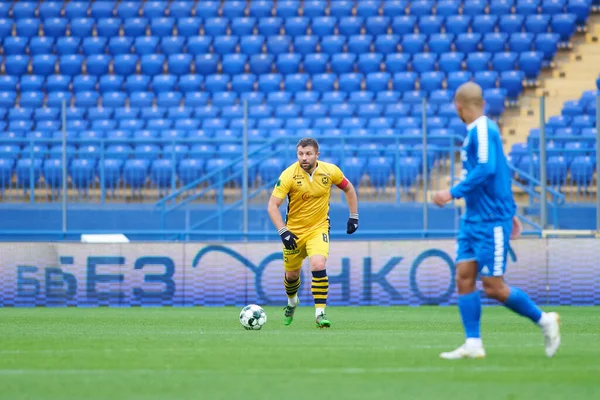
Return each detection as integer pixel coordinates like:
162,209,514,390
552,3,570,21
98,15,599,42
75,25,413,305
0,306,598,400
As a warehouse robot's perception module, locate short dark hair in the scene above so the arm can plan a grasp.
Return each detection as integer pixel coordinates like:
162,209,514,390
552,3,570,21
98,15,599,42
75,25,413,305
296,137,319,152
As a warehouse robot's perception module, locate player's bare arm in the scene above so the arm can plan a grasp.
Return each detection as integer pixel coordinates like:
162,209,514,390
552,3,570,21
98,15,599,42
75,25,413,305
337,177,359,234
267,195,286,231
268,194,299,250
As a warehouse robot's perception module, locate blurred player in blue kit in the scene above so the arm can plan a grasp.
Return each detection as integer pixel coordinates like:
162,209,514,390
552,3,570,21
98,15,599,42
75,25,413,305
432,82,561,359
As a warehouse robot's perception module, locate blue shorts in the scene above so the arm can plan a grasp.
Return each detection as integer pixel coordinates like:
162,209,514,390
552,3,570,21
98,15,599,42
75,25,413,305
456,218,513,277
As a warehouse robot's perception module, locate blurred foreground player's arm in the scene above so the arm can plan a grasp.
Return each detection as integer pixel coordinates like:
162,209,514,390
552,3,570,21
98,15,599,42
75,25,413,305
332,166,359,234
268,174,298,250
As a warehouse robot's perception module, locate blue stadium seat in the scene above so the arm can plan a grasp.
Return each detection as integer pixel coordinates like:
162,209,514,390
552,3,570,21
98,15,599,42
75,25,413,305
366,16,391,36
455,33,481,53
222,0,246,19
230,74,256,94
526,14,551,34
249,1,274,18
277,53,301,75
365,72,391,92
17,158,43,188
401,34,426,54
358,1,382,17
493,52,518,72
249,54,274,75
151,17,175,36
285,16,309,36
412,53,437,73
409,0,435,17
4,37,28,56
16,18,40,39
483,33,508,53
551,13,577,44
196,1,220,18
428,34,454,55
31,55,57,77
169,1,194,18
20,92,44,108
348,91,375,105
475,71,499,90
382,0,408,16
445,15,471,35
320,91,346,104
237,35,264,56
258,73,283,93
159,36,185,55
357,53,383,73
30,37,55,55
117,1,141,19
257,17,282,36
492,1,516,16
546,156,568,186
46,92,72,108
310,73,335,93
516,0,541,15
304,53,329,74
144,1,168,18
213,92,238,108
134,36,159,55
500,70,525,101
484,89,507,118
229,17,255,36
519,51,544,80
212,35,239,56
124,18,149,37
463,0,488,16
91,1,115,19
43,18,68,38
318,35,343,55
374,34,400,55
391,15,416,35
85,54,111,76
568,0,592,27
99,75,123,93
382,54,407,74
392,72,418,92
418,15,443,35
5,55,30,76
303,1,327,17
535,33,560,64
108,37,134,56
82,37,108,56
284,73,309,92
509,32,535,52
420,71,445,93
466,52,492,73
570,156,595,187
328,1,353,18
124,159,150,188
96,18,122,38
499,15,526,34
397,157,420,188
310,16,334,37
438,52,465,74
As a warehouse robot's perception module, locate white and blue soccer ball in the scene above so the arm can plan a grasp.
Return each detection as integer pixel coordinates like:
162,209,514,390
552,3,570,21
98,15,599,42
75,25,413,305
239,304,267,330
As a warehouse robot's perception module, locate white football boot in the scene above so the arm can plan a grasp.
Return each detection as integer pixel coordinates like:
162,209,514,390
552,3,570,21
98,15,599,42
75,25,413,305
440,340,486,360
539,312,561,357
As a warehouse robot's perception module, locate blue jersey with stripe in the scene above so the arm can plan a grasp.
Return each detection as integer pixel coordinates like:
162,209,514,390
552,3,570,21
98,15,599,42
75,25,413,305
450,116,516,222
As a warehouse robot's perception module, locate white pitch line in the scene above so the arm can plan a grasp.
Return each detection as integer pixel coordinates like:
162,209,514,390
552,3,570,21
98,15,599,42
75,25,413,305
0,365,599,376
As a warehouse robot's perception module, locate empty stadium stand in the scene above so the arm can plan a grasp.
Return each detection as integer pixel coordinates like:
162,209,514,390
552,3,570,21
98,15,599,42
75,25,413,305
0,0,597,203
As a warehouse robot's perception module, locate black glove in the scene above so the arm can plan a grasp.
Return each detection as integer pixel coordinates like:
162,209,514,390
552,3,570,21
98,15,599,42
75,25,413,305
347,213,359,234
278,227,299,250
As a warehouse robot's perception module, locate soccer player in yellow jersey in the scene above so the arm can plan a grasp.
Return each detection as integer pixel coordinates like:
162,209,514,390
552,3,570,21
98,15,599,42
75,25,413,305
267,138,359,328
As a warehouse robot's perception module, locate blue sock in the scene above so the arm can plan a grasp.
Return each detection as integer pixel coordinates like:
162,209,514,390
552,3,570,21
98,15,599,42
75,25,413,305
504,287,543,324
458,291,481,339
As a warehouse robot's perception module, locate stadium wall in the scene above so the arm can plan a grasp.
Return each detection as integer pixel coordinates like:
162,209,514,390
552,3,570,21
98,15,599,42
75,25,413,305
0,204,595,240
2,238,598,307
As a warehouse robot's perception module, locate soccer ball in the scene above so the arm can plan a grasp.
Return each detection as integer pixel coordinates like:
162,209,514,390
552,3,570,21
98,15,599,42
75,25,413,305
239,304,267,330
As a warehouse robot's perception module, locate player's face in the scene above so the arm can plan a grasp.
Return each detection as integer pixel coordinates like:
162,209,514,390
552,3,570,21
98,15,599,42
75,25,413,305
297,146,319,172
454,100,467,123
